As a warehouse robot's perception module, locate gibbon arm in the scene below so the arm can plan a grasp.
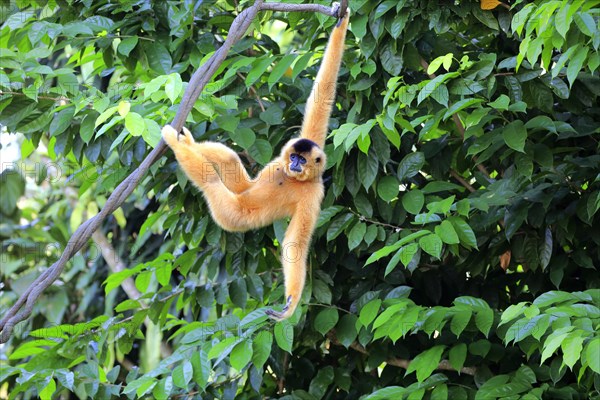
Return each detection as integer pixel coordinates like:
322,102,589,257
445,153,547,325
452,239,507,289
299,9,349,149
266,199,322,320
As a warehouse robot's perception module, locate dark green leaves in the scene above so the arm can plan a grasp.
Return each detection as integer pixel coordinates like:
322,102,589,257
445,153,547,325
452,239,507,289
502,120,527,152
406,345,446,382
274,321,293,353
377,176,399,201
397,152,425,181
0,170,25,215
49,107,75,137
313,308,339,336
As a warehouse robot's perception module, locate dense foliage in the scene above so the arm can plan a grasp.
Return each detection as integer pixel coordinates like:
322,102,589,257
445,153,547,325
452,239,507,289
1,0,600,398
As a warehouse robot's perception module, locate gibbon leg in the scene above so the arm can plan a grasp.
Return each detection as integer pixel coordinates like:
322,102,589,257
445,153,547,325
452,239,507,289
195,142,253,194
162,125,254,231
162,125,220,187
162,126,253,193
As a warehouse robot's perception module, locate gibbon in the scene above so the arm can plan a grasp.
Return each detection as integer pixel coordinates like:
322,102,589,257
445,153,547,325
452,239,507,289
162,6,349,320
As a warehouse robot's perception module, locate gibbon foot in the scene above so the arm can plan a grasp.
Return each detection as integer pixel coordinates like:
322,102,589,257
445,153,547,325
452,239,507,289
265,295,293,321
162,125,194,146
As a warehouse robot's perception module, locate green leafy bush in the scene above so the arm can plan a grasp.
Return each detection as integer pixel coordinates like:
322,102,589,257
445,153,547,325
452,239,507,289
1,0,599,399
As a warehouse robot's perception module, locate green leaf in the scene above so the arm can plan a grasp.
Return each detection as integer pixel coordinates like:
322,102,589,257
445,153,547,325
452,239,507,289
125,112,146,136
406,345,445,382
567,46,588,87
500,302,528,325
291,51,313,80
165,74,183,104
397,152,425,181
389,305,420,342
49,107,75,136
135,270,152,293
274,321,293,353
418,233,443,259
384,250,403,277
365,387,407,400
143,118,162,148
431,384,449,400
259,105,283,125
541,328,573,364
207,336,238,360
155,263,171,286
79,113,97,143
248,139,272,165
574,12,597,37
555,3,572,38
435,220,460,245
377,176,399,201
268,54,295,89
539,227,552,270
230,340,253,371
552,45,578,79
475,307,494,337
314,308,339,336
399,243,419,268
358,151,379,189
230,127,256,149
143,41,172,74
309,366,335,398
172,360,193,389
153,377,173,400
502,120,527,152
39,378,56,400
561,333,584,370
365,230,430,265
0,170,25,215
449,343,467,373
327,213,354,241
348,222,366,251
488,94,510,110
380,41,403,76
246,54,273,86
317,206,344,228
359,299,381,327
448,217,478,249
191,350,210,389
443,99,484,120
450,309,472,337
124,377,156,397
585,337,600,374
402,190,424,215
533,291,576,308
118,36,138,56
336,314,358,348
252,331,272,370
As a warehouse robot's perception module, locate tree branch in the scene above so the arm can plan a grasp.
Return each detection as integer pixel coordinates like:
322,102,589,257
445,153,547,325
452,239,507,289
92,230,141,300
450,169,476,193
0,0,343,343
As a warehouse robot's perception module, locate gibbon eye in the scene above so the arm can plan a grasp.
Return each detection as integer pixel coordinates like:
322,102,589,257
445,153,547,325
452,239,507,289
290,154,297,161
315,157,321,163
299,156,307,164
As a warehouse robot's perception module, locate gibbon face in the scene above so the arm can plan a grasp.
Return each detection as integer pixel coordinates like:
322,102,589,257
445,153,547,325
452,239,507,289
281,138,326,182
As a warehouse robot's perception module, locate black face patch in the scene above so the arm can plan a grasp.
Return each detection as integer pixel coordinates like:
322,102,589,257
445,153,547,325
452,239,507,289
293,138,318,154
